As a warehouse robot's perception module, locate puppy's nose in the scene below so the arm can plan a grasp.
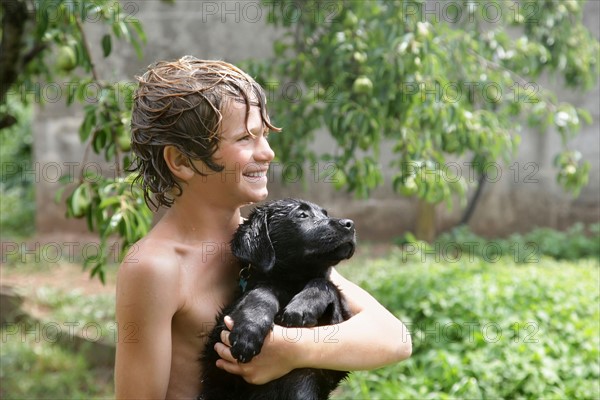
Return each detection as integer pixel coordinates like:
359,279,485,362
340,219,354,230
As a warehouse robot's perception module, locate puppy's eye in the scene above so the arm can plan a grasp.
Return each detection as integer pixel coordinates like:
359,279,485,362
298,211,309,219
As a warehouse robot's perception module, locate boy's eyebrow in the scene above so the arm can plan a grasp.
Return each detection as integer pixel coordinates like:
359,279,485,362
236,124,267,137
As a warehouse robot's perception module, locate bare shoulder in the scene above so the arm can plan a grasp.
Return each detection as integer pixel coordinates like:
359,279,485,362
116,237,182,314
119,237,179,279
119,237,180,276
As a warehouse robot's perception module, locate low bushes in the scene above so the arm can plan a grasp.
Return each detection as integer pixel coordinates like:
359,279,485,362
2,225,598,399
335,249,599,399
434,223,600,262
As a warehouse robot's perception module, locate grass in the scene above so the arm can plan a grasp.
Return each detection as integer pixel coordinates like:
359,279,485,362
1,328,114,399
1,244,598,399
333,249,600,400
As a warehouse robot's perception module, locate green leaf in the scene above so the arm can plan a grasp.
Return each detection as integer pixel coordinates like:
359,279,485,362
127,19,147,44
127,36,143,59
577,108,593,125
101,34,112,57
79,108,96,142
99,196,121,209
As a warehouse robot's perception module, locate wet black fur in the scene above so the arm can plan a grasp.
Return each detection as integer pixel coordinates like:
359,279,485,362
198,198,357,400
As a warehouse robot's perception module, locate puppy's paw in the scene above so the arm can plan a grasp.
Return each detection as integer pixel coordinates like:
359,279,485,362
278,305,319,327
229,328,265,363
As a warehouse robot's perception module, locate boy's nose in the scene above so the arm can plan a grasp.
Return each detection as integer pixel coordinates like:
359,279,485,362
255,136,275,162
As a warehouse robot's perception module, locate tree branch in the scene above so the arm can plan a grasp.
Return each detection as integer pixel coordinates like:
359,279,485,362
0,113,17,130
22,42,47,65
75,15,100,81
459,170,487,226
0,0,29,106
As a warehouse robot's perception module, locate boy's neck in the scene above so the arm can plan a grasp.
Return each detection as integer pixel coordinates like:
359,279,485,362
158,196,244,245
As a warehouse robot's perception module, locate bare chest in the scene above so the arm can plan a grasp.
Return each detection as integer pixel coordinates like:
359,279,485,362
166,250,240,397
175,249,239,339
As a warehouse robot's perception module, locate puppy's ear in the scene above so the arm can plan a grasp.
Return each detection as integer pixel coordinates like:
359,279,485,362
231,208,275,273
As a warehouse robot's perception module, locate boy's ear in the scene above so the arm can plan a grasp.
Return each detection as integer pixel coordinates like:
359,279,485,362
163,145,195,181
230,207,275,274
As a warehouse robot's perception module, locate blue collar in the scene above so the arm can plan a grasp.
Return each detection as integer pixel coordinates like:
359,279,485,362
238,264,252,293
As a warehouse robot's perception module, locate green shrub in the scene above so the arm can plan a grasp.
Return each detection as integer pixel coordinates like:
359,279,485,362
433,223,600,262
0,97,35,238
335,252,600,399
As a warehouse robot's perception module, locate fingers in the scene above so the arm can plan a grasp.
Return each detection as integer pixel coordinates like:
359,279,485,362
214,342,237,363
216,357,259,383
218,316,234,347
214,349,262,385
215,317,243,372
214,342,247,377
224,315,234,330
220,328,231,347
216,358,236,373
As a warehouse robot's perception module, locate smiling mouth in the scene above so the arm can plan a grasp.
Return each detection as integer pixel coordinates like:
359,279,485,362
243,171,267,178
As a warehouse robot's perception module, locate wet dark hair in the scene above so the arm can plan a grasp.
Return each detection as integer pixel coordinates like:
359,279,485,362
129,55,280,210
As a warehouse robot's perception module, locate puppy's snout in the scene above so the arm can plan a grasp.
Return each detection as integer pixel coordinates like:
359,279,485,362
339,219,354,230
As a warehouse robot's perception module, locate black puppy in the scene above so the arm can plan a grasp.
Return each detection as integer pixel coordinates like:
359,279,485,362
199,198,356,400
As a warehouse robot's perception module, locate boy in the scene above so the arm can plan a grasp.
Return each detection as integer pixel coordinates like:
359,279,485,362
115,56,411,399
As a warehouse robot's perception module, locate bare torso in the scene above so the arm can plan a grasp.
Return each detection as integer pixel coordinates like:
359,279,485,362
135,234,240,399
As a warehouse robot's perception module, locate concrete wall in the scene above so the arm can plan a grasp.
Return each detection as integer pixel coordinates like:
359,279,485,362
32,0,599,240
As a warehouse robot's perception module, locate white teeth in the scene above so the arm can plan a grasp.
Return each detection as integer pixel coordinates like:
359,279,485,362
245,172,266,177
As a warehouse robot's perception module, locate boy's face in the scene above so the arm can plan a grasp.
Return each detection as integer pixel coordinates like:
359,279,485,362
192,99,275,207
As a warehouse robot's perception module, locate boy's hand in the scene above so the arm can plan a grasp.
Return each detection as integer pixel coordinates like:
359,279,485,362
214,316,300,385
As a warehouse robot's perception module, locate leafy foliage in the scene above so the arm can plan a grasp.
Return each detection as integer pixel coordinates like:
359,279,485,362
334,252,600,399
9,0,146,88
243,0,598,202
0,97,35,238
1,0,159,279
56,172,152,283
432,222,600,262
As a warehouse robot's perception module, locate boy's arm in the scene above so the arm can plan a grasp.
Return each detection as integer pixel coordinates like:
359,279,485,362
214,268,411,384
114,251,180,399
304,267,412,368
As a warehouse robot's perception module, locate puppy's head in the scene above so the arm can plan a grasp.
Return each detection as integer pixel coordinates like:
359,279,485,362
231,199,356,279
